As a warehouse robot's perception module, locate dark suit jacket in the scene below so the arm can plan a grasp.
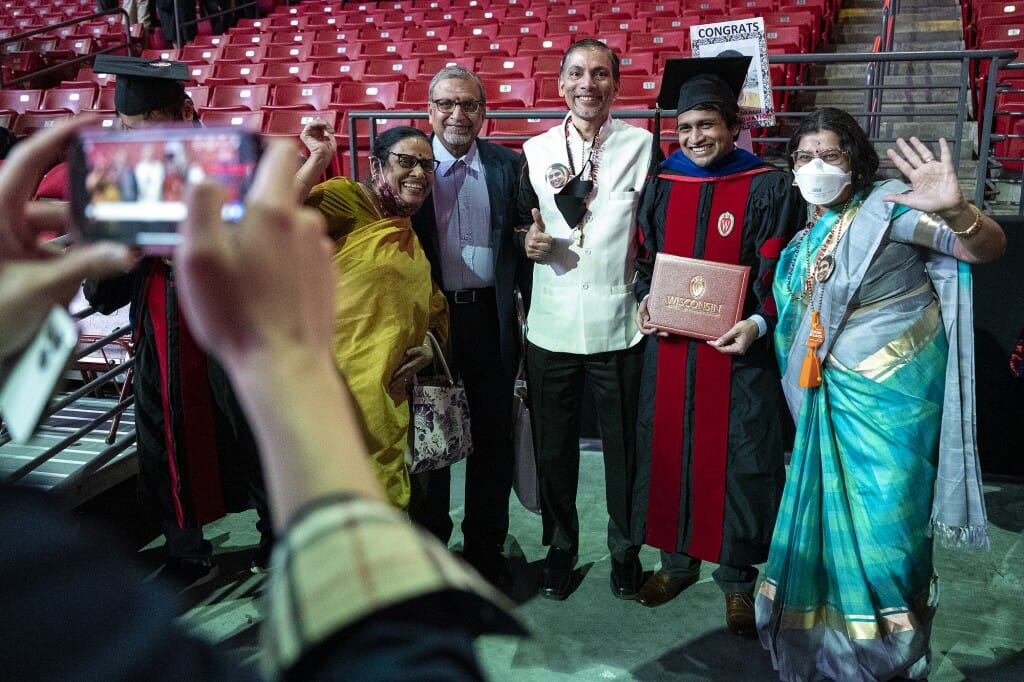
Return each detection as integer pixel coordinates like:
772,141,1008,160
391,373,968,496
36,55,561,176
413,138,531,377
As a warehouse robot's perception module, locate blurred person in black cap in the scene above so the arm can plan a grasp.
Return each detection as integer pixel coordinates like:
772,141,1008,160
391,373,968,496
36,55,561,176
515,39,653,602
78,56,337,584
630,56,797,637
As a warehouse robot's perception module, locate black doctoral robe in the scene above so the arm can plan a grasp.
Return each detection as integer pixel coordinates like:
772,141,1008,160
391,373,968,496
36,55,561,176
632,158,798,566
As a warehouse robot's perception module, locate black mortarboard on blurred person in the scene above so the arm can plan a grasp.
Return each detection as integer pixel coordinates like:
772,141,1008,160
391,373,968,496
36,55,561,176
650,54,751,170
93,54,189,117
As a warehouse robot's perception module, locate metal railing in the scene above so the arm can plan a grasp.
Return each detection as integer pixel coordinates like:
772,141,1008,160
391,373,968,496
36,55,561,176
349,49,1018,211
0,8,131,88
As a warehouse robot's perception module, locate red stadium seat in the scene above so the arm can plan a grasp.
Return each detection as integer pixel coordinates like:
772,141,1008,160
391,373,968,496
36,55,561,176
507,5,550,21
12,109,74,136
363,58,422,83
268,82,336,111
212,63,267,84
314,29,360,44
619,52,657,76
94,87,116,110
359,41,414,59
518,35,573,57
487,116,555,149
187,64,215,84
404,25,452,41
451,23,499,40
179,45,222,63
263,109,339,138
310,41,363,61
630,32,690,55
334,81,401,110
198,109,264,131
140,48,180,61
40,85,96,113
498,22,545,39
268,31,316,46
219,45,268,62
462,37,518,57
483,78,535,108
0,88,42,114
546,19,595,36
418,56,477,78
258,62,316,83
534,54,565,77
184,85,211,108
206,84,271,111
308,60,368,83
598,18,649,35
477,55,534,78
397,79,431,108
409,39,465,59
616,75,661,107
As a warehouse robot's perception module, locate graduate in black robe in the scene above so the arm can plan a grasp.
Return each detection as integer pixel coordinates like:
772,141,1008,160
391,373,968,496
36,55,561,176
630,56,798,637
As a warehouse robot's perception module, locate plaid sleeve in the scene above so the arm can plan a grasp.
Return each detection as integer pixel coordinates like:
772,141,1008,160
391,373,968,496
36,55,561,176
260,495,521,674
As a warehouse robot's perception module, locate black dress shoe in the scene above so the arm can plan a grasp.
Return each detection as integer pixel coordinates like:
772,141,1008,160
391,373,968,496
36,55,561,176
610,555,643,599
539,546,576,600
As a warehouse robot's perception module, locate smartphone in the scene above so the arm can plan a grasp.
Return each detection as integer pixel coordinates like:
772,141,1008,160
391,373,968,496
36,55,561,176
0,306,78,444
68,126,262,253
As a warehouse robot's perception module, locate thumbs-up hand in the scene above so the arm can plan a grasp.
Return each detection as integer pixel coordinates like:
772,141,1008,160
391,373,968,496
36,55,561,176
525,208,554,263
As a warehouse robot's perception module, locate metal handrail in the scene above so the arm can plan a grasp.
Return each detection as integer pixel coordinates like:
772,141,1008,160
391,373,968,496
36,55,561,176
0,8,132,87
349,49,1018,209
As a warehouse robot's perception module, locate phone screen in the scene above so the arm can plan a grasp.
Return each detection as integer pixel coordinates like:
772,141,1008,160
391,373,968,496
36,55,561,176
69,126,261,252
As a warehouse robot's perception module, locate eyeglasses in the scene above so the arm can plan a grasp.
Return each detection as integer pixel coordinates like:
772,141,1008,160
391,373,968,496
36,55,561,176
430,99,484,114
388,151,440,173
790,148,849,166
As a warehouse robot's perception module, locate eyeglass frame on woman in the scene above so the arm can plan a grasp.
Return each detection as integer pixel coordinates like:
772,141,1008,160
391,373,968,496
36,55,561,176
430,99,485,114
790,148,850,167
388,151,441,173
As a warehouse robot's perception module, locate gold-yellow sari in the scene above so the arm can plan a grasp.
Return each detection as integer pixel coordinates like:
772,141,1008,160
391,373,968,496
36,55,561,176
308,176,448,507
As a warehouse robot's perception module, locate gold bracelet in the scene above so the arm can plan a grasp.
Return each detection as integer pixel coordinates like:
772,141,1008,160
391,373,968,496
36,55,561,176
947,203,982,238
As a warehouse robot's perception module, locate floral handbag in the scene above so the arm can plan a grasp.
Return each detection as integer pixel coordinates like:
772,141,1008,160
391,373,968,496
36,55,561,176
407,333,473,475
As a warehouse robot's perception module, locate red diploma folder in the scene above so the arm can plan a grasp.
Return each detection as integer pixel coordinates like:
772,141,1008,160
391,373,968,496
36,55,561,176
646,253,750,341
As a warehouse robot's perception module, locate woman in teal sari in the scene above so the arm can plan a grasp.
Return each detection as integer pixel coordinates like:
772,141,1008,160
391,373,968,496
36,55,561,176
756,108,1006,681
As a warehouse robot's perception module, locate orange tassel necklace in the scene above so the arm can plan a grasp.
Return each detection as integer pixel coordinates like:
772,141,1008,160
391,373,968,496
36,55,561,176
787,199,856,388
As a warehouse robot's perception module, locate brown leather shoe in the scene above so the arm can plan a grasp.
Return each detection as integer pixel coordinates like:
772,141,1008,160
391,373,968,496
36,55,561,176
725,591,757,638
636,570,698,608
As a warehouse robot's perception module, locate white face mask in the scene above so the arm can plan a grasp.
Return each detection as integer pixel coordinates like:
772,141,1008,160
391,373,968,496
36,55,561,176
792,158,852,206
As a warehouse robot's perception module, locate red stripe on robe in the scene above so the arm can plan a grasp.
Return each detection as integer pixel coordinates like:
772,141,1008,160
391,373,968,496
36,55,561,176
146,262,225,527
645,167,770,561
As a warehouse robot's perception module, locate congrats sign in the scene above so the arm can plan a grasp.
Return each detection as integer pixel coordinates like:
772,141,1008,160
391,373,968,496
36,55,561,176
690,17,776,128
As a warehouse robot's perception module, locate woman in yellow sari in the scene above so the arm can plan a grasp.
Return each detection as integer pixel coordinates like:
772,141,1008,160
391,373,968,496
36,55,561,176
306,127,448,507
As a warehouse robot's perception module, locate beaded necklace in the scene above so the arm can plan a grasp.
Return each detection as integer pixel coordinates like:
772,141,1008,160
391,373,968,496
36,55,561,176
563,117,603,246
790,197,860,389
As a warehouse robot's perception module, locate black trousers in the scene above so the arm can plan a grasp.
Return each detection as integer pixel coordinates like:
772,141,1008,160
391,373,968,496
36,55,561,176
527,340,644,562
408,288,514,559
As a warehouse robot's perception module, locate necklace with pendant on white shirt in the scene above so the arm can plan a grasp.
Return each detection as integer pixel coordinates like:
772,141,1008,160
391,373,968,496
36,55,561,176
563,118,603,246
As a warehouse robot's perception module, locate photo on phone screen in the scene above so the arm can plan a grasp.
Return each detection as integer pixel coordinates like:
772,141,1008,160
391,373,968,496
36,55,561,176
69,126,261,251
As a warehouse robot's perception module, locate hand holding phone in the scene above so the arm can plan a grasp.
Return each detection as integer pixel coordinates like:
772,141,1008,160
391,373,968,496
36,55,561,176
69,126,262,254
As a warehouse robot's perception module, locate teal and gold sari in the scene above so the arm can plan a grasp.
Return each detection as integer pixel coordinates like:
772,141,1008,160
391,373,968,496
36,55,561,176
757,180,988,681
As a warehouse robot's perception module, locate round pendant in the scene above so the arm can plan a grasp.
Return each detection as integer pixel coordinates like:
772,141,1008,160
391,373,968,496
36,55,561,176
814,254,835,283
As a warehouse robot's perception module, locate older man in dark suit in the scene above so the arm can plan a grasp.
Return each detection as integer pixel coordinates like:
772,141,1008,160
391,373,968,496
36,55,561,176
409,66,531,590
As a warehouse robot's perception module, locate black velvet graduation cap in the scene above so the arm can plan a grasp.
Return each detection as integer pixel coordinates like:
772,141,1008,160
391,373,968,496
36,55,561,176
657,55,751,113
93,54,189,117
